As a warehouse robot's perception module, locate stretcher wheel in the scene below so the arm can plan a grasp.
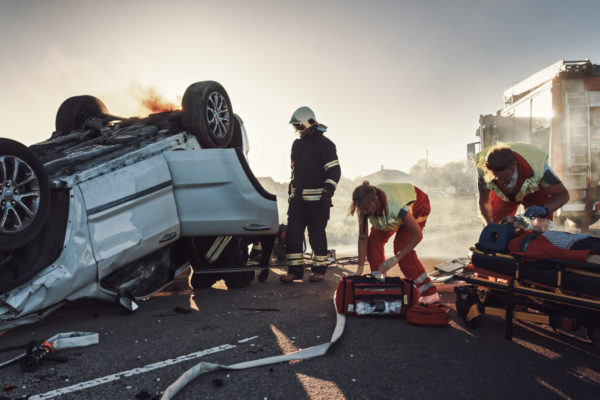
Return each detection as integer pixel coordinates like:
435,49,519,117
463,314,482,329
586,326,600,345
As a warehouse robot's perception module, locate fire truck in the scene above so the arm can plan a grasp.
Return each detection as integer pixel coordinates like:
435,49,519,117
469,59,600,230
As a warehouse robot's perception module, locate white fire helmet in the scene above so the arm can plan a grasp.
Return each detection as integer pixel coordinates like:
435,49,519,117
289,106,317,129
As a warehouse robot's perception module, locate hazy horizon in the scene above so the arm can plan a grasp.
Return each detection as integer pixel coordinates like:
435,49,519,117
2,1,600,181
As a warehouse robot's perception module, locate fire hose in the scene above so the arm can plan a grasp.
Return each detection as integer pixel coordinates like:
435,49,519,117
0,332,99,372
160,296,346,400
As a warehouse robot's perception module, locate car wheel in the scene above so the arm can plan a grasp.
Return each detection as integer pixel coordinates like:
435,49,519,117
181,81,233,148
190,273,221,289
55,95,108,137
224,271,255,289
0,138,50,250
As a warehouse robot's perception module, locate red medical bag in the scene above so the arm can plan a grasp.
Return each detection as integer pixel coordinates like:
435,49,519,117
335,275,420,316
405,304,450,326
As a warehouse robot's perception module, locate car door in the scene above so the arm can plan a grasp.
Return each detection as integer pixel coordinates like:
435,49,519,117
164,148,278,236
79,154,180,279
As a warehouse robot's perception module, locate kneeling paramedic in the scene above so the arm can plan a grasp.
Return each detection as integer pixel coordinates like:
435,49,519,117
476,142,569,224
280,106,341,283
350,181,439,304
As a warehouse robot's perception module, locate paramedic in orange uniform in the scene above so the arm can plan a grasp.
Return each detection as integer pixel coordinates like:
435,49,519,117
350,181,440,304
476,143,569,225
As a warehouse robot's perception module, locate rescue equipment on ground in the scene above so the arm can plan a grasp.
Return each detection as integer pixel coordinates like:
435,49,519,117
161,272,443,399
335,274,420,316
160,295,346,400
453,226,600,342
0,332,99,372
405,304,450,326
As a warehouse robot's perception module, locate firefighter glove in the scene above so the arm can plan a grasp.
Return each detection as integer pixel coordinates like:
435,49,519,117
523,205,548,218
321,190,333,208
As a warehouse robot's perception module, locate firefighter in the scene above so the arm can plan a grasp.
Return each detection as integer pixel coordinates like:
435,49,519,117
280,107,341,283
350,181,440,304
476,142,570,225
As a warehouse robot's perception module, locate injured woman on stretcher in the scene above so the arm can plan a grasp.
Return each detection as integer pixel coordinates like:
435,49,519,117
500,215,600,265
463,216,600,300
454,218,600,342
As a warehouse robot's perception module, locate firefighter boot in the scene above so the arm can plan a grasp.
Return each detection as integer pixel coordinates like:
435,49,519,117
309,266,327,283
280,265,304,283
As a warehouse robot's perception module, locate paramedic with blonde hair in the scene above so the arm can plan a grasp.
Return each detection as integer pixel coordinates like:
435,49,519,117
350,181,439,304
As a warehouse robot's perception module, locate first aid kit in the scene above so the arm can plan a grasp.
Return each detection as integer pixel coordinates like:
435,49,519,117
335,274,420,316
405,304,450,326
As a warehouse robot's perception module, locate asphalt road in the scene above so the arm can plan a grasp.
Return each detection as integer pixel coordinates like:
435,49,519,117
0,262,599,400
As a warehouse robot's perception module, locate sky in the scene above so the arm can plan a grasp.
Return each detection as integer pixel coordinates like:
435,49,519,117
1,0,600,182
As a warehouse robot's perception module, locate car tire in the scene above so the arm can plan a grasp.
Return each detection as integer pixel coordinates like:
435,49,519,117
55,95,108,137
190,273,221,289
224,271,255,289
0,138,50,250
181,81,233,148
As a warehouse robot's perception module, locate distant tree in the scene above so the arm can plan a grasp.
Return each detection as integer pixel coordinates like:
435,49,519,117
409,159,475,195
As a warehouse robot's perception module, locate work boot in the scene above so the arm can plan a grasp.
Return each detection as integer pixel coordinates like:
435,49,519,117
280,273,303,283
280,265,304,283
308,273,325,282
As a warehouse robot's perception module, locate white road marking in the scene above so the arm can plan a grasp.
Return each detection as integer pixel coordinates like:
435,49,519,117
29,344,236,400
238,336,258,343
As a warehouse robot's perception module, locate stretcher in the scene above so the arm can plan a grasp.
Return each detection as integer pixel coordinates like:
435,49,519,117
453,246,600,343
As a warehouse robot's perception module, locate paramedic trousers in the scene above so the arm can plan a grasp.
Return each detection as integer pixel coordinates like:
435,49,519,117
366,189,437,297
285,200,330,277
489,187,552,224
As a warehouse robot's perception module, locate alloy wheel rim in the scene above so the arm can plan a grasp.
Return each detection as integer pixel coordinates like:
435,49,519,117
0,155,41,234
205,91,230,139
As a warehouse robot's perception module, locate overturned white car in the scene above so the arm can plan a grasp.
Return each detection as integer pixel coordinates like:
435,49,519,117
0,81,279,330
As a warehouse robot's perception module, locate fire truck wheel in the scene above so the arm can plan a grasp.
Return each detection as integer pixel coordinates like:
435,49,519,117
0,138,50,250
55,95,108,137
190,273,221,289
181,81,234,148
224,271,255,289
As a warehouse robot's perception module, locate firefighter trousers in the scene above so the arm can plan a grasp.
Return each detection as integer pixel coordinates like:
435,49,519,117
285,200,330,277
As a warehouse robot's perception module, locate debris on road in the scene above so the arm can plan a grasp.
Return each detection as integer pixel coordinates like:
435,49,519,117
0,332,98,372
428,257,468,282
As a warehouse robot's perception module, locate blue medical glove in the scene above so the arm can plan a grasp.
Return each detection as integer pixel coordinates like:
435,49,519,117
523,205,548,218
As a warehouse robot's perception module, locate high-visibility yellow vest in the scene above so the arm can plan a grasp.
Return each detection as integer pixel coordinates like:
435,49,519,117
475,142,548,202
368,183,417,232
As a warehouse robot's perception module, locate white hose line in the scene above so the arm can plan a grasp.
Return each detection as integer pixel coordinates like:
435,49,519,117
161,298,346,400
0,331,98,369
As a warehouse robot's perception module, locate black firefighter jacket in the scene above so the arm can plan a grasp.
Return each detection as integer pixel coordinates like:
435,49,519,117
288,124,341,203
